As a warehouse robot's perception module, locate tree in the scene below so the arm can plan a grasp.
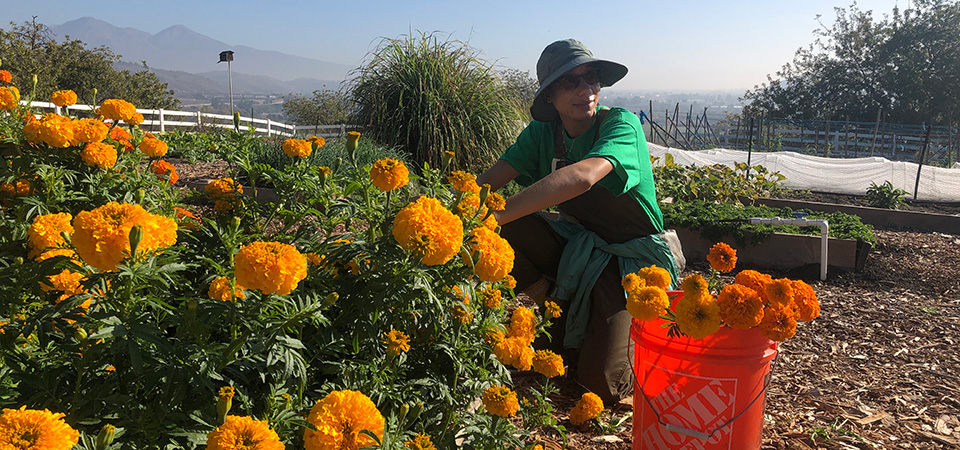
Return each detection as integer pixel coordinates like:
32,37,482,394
498,68,538,116
743,0,960,125
349,32,526,172
282,89,350,127
0,19,179,109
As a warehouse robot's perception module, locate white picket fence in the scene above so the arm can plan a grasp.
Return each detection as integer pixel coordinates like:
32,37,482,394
24,101,358,138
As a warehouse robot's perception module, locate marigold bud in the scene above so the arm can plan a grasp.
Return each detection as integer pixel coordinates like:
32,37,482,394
74,327,88,342
95,424,115,450
135,188,145,204
408,402,424,423
399,403,410,423
233,112,241,132
128,225,143,259
323,292,339,307
13,257,23,265
217,386,234,423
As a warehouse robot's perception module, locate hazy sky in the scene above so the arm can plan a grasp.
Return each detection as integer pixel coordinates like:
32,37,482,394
8,0,905,92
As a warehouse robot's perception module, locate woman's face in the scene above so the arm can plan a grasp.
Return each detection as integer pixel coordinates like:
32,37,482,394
545,64,601,124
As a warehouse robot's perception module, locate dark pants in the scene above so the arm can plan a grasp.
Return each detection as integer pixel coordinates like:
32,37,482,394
501,214,634,404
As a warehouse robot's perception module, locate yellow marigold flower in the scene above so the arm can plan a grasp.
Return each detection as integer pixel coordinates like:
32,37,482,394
50,90,78,107
569,392,604,426
637,265,672,290
129,112,144,126
382,329,411,356
734,270,771,298
448,170,481,194
515,345,534,371
484,192,506,211
707,242,738,272
35,248,79,263
205,178,242,200
28,212,74,259
81,142,118,170
759,304,797,341
453,192,482,218
482,385,519,417
464,227,515,282
451,303,473,324
509,306,536,345
282,138,312,157
675,293,722,339
214,200,234,213
207,415,284,450
717,284,764,330
346,131,361,143
404,433,436,450
0,406,79,450
304,390,384,450
392,196,463,266
72,202,178,271
36,113,75,148
502,274,517,290
791,280,820,322
139,137,168,157
479,287,501,308
0,178,31,200
305,252,325,266
234,241,308,296
369,158,410,192
0,86,20,110
544,300,562,319
208,277,245,301
99,99,138,123
307,136,326,149
626,286,669,321
484,328,505,348
532,349,565,378
764,278,794,308
492,336,524,368
621,272,644,293
74,118,109,144
680,274,709,298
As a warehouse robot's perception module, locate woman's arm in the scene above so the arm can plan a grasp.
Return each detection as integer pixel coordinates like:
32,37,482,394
476,159,521,192
495,157,613,225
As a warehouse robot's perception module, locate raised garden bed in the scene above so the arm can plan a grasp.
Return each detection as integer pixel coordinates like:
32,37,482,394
755,197,960,235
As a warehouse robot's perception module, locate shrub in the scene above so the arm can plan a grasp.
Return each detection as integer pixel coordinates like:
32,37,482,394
349,31,526,172
865,180,908,209
652,153,786,203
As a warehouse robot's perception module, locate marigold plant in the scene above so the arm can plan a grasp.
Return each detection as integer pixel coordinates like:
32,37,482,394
392,196,463,265
71,202,178,271
139,137,169,157
50,90,78,107
303,390,384,450
568,393,604,426
234,241,308,295
481,385,519,417
208,277,245,301
27,212,74,259
80,142,118,170
369,157,410,192
99,98,138,123
206,416,284,450
282,138,312,158
0,406,80,450
0,86,20,110
464,226,514,282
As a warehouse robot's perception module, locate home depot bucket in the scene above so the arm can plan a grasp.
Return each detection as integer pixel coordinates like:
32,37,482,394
631,292,778,450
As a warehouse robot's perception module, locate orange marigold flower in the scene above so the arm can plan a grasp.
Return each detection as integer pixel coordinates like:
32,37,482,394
139,137,168,157
392,196,463,266
482,385,519,417
532,349,565,378
674,292,722,339
150,160,178,184
282,138,312,157
208,277,245,301
207,415,284,450
791,280,820,322
0,86,20,110
502,274,517,290
485,192,506,211
36,113,75,148
569,392,604,426
464,227,514,282
99,99,138,123
479,287,502,308
40,269,88,305
759,304,797,341
626,286,669,321
717,284,764,329
544,300,562,319
307,135,326,149
637,265,672,290
0,406,80,450
74,118,109,144
448,170,481,194
0,70,11,84
734,270,771,298
205,178,242,200
369,158,410,192
304,390,384,450
621,272,645,293
234,241,308,295
404,433,436,450
80,142,118,170
707,242,738,272
72,202,178,271
680,273,710,300
27,212,74,259
50,90,78,107
108,126,134,152
382,329,411,356
451,303,474,324
128,112,144,126
508,306,536,345
764,278,795,308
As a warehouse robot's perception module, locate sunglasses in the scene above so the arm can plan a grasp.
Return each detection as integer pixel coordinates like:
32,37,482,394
552,70,602,91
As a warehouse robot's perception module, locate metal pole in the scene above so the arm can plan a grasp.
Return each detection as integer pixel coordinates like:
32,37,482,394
228,60,234,117
746,117,755,177
870,107,882,156
913,125,932,200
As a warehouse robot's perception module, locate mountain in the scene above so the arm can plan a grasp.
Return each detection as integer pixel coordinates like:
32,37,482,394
50,17,352,86
115,62,345,97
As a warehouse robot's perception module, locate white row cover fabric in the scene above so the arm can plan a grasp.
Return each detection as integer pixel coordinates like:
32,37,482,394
648,143,960,203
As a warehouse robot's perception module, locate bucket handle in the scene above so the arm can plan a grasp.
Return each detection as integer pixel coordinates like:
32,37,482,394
635,353,778,442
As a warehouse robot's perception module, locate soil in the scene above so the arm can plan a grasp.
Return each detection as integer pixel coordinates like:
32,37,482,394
171,161,960,449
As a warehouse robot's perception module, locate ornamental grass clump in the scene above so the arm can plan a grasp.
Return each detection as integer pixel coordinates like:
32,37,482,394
624,242,821,341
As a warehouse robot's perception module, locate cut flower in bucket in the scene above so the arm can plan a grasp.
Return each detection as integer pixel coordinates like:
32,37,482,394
623,242,820,341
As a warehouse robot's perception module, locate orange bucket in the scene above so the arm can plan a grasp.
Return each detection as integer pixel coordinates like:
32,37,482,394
631,291,777,449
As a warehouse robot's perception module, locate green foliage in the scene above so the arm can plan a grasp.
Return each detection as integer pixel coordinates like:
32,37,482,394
652,153,786,203
349,31,526,172
661,200,876,246
498,68,538,118
864,180,908,209
743,0,960,124
282,89,351,126
0,20,179,109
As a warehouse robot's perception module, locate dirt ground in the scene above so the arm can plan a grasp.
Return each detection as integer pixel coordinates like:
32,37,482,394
171,161,960,449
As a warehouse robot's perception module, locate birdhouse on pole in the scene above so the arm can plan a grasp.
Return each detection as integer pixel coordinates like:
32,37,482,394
218,51,234,63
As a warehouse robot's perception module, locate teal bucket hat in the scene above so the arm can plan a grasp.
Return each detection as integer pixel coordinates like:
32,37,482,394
530,39,628,122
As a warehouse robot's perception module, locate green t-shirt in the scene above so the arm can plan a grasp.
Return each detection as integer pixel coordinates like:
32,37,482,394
499,106,664,237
